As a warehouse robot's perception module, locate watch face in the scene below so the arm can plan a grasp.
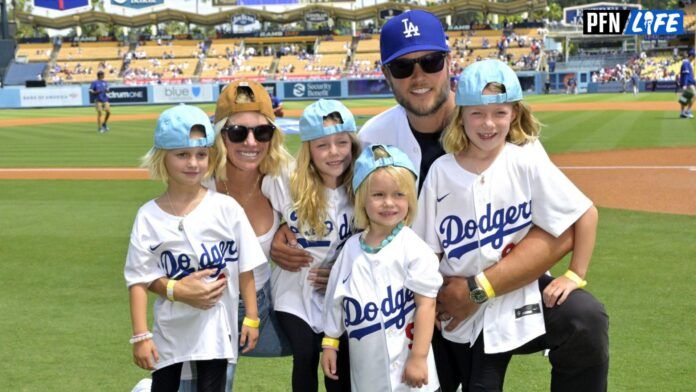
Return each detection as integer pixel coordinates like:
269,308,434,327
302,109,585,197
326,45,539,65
470,288,488,304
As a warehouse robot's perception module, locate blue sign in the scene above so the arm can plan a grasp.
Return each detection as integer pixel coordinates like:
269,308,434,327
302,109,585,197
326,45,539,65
110,0,164,9
34,0,89,11
284,81,341,99
624,10,684,36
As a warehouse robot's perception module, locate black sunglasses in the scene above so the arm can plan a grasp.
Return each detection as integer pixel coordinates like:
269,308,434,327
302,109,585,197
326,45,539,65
222,124,275,143
386,52,448,79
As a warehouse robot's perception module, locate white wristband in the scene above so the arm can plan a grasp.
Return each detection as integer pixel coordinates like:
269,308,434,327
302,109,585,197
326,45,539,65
129,332,153,344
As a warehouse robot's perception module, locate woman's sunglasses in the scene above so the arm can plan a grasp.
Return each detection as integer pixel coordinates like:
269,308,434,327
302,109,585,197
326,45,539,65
222,124,275,143
385,52,448,79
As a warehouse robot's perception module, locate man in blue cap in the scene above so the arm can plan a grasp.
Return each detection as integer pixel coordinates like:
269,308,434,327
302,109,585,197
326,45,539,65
359,10,608,392
678,49,695,118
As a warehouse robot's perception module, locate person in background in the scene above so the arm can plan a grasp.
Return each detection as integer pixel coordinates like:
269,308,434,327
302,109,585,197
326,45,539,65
89,70,111,133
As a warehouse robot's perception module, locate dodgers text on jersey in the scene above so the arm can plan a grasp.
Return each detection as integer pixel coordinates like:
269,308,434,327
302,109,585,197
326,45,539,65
343,285,415,340
440,201,532,259
158,240,238,279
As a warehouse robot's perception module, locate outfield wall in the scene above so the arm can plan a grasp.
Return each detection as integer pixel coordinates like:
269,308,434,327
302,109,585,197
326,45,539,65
0,72,588,109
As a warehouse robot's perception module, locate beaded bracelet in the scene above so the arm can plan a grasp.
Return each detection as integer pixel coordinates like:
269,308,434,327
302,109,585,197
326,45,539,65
242,316,260,329
129,332,153,344
321,337,340,351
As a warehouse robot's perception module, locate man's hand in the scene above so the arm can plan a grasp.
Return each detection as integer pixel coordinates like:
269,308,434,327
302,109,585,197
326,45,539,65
172,270,226,309
270,223,312,272
436,276,479,331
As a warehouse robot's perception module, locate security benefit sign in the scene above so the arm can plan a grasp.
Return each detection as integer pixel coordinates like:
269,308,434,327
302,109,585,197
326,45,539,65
285,81,341,99
583,10,684,35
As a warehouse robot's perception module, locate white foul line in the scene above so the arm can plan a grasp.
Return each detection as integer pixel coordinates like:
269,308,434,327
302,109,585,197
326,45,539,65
559,166,696,170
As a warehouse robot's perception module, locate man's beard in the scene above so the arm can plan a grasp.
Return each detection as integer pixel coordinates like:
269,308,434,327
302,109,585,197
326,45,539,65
395,79,449,118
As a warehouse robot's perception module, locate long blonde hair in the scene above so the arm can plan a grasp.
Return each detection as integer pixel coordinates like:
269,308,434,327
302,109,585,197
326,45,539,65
442,82,541,154
290,132,361,237
214,86,292,177
353,147,418,231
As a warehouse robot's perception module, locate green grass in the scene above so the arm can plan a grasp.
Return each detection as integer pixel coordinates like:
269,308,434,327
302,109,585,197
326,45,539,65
1,180,693,390
1,95,695,390
1,94,694,167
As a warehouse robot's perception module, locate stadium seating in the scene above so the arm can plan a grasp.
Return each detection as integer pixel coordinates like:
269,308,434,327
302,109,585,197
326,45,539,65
15,43,53,62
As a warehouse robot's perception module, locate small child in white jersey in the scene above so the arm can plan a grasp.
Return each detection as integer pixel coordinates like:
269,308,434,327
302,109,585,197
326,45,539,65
262,99,361,391
322,144,443,391
413,59,599,390
124,104,265,391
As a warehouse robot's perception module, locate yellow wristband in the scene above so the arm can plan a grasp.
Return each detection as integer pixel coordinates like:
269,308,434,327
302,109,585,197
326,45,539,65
476,272,496,299
166,279,177,302
242,316,260,329
322,337,340,350
564,270,587,288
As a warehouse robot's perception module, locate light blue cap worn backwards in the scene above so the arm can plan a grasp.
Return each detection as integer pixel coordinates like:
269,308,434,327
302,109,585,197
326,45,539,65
352,144,417,194
456,59,523,106
154,104,215,149
299,99,356,142
380,10,450,65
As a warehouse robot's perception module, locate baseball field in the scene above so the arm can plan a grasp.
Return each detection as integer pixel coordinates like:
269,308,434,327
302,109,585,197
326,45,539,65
0,92,694,391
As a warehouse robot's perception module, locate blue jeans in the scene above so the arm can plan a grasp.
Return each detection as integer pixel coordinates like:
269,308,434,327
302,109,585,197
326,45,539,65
179,280,292,391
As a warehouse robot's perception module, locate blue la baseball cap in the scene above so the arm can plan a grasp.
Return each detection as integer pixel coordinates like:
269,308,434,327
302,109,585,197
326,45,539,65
380,10,450,65
299,99,356,142
455,59,523,106
352,144,417,193
154,104,215,149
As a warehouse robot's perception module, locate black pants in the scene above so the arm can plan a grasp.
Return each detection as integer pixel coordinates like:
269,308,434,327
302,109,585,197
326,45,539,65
152,359,227,392
434,274,609,392
276,311,351,392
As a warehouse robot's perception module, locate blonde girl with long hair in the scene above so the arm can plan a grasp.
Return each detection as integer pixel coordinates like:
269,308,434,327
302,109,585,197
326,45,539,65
413,59,599,391
262,99,360,392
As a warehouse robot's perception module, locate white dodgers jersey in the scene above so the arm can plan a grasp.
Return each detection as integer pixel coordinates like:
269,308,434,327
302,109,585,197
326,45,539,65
324,227,443,391
262,169,354,333
413,142,592,353
124,190,267,369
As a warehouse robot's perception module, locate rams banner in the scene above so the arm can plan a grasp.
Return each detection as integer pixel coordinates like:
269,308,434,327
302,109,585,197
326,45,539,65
34,0,90,11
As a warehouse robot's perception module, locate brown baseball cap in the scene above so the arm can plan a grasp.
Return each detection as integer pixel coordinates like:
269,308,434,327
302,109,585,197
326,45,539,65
215,80,275,124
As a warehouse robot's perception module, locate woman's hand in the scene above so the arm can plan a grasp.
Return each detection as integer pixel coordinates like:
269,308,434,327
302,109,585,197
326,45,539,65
239,324,259,354
309,267,331,294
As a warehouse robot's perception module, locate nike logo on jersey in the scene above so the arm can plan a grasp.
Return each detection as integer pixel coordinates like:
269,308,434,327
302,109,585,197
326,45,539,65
342,271,352,284
436,193,450,203
343,286,415,340
149,242,163,252
440,201,533,259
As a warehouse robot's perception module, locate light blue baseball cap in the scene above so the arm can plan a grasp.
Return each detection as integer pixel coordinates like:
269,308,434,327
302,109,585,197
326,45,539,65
380,10,450,65
352,144,417,193
154,104,215,150
455,59,523,106
299,99,356,142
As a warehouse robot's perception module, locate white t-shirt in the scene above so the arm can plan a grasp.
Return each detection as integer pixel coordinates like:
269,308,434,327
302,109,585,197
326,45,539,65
124,189,266,369
204,178,275,292
324,228,443,391
262,169,354,333
412,143,592,354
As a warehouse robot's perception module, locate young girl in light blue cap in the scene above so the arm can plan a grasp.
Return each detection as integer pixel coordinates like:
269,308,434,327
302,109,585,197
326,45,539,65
261,99,360,391
125,104,265,391
321,144,442,391
412,59,599,391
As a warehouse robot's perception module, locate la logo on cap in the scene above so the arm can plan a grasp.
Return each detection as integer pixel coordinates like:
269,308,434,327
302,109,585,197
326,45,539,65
402,18,420,38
